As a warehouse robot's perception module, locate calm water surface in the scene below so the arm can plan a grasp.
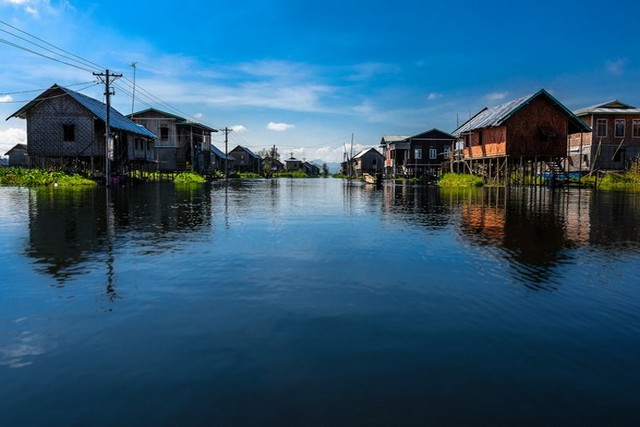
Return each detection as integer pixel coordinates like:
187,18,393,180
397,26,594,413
1,179,639,426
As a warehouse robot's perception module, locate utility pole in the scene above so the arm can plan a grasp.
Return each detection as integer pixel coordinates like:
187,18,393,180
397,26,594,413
130,62,137,116
94,69,122,186
223,127,232,180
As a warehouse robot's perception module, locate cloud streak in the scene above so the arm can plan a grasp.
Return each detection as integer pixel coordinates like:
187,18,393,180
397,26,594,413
267,122,295,132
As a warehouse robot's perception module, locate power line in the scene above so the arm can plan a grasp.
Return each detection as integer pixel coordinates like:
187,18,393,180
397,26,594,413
0,36,96,72
1,82,100,103
0,81,97,96
0,19,104,72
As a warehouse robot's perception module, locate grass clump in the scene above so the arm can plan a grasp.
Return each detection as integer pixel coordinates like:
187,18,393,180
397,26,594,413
274,170,309,178
0,167,96,187
173,171,205,184
438,173,484,188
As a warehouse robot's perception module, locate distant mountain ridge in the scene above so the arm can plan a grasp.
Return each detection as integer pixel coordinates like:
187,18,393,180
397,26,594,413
311,159,341,174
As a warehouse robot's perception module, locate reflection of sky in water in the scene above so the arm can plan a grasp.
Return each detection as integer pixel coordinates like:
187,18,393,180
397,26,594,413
0,319,48,369
0,182,639,426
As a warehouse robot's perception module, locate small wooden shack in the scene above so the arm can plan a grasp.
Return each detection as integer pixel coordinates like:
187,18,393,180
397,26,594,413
379,134,409,178
453,89,591,185
4,143,28,167
228,145,262,174
8,84,157,176
352,147,384,177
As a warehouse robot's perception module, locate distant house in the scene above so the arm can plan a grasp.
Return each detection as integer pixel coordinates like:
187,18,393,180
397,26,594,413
210,144,232,174
403,129,455,177
302,161,320,177
4,143,28,167
285,156,303,171
228,145,262,174
379,134,409,178
453,89,590,183
0,158,9,168
352,147,384,177
129,108,217,172
263,156,285,173
568,100,640,171
8,84,156,175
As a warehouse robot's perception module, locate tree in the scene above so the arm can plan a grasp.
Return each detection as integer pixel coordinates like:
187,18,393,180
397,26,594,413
322,163,329,177
260,145,280,176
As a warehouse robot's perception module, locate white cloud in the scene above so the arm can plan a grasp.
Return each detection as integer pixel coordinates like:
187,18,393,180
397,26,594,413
485,91,508,102
0,95,14,102
0,127,26,156
427,93,442,101
231,125,247,133
1,0,53,16
267,122,295,132
606,58,628,76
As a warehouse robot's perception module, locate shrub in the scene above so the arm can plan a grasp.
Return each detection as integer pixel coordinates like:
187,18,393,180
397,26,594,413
438,173,484,188
0,167,96,187
173,172,205,184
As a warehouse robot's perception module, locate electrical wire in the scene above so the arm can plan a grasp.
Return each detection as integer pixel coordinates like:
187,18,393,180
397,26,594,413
0,19,105,72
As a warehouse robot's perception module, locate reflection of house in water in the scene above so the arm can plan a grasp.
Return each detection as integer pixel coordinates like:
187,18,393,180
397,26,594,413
382,184,453,229
455,188,573,289
27,184,213,284
110,183,212,245
26,188,108,282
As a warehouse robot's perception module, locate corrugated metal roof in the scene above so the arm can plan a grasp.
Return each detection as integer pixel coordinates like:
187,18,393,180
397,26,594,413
353,147,383,159
380,135,409,143
210,144,229,160
574,100,638,115
453,89,590,136
407,128,456,140
9,84,156,139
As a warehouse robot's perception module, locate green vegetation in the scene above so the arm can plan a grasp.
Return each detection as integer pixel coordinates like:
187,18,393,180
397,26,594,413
332,173,348,179
274,170,309,178
173,171,205,184
438,173,484,188
582,172,640,191
0,167,96,187
237,172,263,179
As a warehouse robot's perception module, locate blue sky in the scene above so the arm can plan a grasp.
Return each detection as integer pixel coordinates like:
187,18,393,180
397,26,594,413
1,0,638,162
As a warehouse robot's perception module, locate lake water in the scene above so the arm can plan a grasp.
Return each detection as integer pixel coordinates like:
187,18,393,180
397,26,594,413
1,179,639,426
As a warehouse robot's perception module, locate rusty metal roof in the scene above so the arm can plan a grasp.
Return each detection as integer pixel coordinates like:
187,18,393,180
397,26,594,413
453,89,591,136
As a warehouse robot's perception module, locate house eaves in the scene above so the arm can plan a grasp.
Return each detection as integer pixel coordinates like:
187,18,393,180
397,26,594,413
8,84,157,139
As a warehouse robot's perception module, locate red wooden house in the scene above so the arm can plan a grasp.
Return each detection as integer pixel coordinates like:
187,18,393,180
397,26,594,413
453,89,590,184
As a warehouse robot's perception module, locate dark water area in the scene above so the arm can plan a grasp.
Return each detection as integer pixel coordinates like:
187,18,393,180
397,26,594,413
1,179,639,426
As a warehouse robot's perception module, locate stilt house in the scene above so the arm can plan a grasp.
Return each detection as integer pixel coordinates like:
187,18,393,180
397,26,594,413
8,84,157,175
453,89,590,184
129,108,217,172
568,100,640,171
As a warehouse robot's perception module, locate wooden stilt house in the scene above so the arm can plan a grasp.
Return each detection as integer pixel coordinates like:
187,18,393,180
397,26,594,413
8,84,157,176
452,89,591,185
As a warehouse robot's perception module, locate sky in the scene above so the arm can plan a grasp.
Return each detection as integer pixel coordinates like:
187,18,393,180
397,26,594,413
1,0,638,163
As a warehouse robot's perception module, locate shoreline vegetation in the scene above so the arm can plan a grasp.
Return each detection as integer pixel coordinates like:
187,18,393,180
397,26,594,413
0,167,96,187
2,167,640,191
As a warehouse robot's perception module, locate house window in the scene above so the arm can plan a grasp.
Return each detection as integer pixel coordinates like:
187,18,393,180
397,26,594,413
160,127,169,141
596,118,607,137
444,147,451,159
615,119,626,138
429,147,437,160
63,124,75,142
633,120,640,138
414,148,422,160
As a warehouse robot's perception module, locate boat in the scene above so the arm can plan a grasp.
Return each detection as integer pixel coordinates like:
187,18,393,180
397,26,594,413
363,173,381,186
